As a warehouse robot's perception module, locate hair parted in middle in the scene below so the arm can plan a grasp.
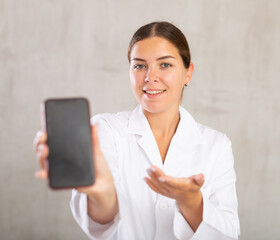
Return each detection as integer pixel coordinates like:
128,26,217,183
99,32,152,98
127,21,191,69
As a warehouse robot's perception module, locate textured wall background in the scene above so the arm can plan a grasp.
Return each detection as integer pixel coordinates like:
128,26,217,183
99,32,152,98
0,0,279,239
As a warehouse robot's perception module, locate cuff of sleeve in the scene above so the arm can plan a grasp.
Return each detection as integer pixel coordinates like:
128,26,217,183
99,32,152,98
173,204,194,240
70,190,120,240
173,190,239,240
192,222,238,240
201,189,220,230
199,189,239,239
86,209,120,240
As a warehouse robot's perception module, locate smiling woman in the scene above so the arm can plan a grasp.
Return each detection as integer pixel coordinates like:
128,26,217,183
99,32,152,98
129,36,193,116
34,21,240,240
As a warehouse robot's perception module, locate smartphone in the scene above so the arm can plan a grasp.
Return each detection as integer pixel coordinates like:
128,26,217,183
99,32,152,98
42,97,94,189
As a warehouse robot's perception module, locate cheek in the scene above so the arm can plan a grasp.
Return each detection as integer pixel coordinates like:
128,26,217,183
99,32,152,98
164,72,185,89
130,72,144,87
130,73,142,97
129,71,136,87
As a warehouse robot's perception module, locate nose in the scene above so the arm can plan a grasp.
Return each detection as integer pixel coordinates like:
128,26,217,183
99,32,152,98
144,67,159,83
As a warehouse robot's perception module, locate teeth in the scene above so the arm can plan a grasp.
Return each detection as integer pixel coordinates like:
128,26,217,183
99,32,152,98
145,90,165,95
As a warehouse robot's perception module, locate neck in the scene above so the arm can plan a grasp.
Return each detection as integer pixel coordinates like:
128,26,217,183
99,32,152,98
143,106,180,139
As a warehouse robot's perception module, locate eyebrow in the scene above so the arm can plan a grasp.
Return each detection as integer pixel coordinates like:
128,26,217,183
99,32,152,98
157,55,176,60
131,55,176,62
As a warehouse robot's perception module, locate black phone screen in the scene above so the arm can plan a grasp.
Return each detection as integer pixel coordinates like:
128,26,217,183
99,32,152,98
44,98,94,189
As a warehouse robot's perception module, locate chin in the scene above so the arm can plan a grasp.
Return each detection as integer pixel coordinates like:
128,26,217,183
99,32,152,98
141,103,169,115
140,100,180,115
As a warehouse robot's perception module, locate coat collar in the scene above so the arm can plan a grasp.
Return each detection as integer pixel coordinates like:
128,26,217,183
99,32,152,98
128,106,202,171
128,105,202,147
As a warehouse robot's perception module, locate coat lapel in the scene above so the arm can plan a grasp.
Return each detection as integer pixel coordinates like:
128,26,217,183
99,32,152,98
128,105,163,168
128,105,203,173
163,107,203,177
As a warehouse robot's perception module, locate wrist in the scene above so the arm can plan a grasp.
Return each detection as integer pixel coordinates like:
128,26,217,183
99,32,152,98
87,183,117,208
176,191,203,211
176,191,203,232
87,186,119,224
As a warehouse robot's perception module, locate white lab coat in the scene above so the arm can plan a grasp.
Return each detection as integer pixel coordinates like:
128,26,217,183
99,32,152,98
70,105,240,240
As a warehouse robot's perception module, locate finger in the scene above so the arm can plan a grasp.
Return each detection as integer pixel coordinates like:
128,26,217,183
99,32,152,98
35,169,48,179
147,166,190,191
91,124,104,159
91,124,105,163
33,131,47,152
91,124,101,168
193,173,205,187
36,144,49,169
147,165,169,183
90,124,112,178
144,177,168,196
91,124,100,152
33,131,42,152
159,173,205,189
147,167,165,184
149,165,165,178
158,175,192,189
146,168,170,194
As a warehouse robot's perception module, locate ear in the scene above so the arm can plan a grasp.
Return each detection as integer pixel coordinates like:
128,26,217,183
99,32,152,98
184,62,194,85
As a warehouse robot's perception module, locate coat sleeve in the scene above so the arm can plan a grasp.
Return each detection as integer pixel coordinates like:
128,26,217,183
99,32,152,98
173,135,240,240
70,115,125,240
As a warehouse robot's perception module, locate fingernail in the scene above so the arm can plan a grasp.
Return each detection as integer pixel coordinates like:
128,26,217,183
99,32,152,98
36,131,43,138
38,144,44,151
147,169,152,175
199,174,204,181
150,167,156,172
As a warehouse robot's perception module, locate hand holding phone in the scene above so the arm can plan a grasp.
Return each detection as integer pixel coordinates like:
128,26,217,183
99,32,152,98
34,99,118,222
42,98,95,189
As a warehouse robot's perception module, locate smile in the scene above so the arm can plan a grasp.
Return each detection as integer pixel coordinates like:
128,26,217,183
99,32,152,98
143,90,166,95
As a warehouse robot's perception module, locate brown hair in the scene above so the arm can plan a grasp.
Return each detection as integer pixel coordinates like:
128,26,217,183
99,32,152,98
128,21,191,69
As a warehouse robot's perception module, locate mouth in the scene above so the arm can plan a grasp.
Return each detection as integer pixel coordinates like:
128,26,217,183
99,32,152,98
143,89,166,95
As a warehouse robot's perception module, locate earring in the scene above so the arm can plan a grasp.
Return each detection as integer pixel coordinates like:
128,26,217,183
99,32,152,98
185,82,190,87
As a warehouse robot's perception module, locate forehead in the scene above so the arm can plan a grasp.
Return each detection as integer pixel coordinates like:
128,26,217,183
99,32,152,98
130,36,180,59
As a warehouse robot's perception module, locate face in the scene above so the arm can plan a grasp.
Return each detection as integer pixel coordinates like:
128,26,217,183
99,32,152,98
129,36,193,115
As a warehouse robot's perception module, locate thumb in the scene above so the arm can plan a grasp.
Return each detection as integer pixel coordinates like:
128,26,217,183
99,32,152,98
91,124,99,148
91,124,102,155
91,124,102,169
90,124,111,176
194,173,205,187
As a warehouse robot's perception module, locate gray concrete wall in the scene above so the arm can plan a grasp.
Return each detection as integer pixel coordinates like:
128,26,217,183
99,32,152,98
0,0,279,239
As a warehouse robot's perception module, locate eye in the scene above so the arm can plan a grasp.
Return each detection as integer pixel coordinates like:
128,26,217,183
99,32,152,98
160,63,172,68
133,64,146,69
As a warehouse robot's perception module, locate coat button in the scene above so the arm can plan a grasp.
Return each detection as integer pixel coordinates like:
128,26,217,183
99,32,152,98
160,202,169,211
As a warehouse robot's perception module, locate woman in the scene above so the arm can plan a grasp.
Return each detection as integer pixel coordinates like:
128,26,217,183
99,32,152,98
34,22,240,240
